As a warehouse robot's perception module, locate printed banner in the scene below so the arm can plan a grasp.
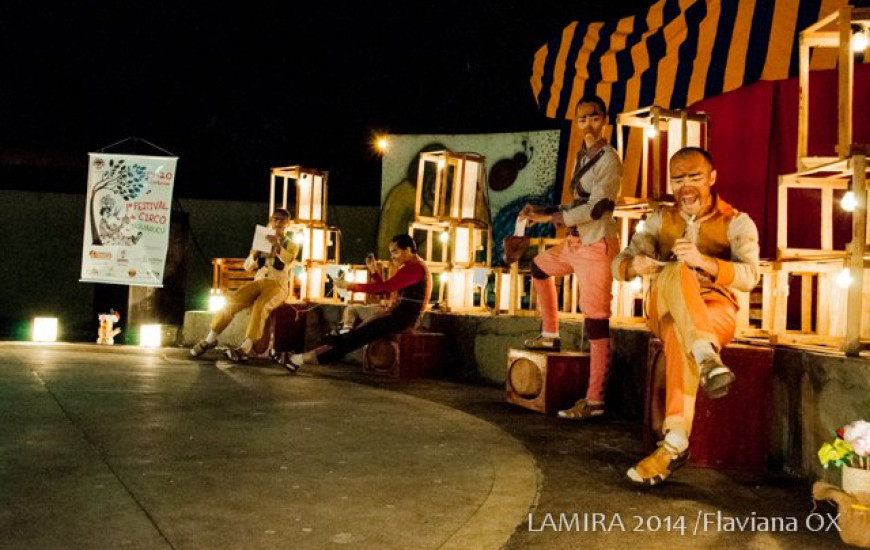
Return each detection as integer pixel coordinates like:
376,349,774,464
80,153,178,287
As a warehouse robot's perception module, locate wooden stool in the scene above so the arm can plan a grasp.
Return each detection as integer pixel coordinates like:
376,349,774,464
643,338,774,471
255,303,308,367
363,332,446,378
505,348,590,415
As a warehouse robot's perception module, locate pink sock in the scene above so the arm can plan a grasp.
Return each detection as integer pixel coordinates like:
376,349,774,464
587,338,611,402
532,277,559,334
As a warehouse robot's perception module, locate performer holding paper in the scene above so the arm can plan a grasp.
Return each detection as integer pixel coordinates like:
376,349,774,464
190,208,299,362
517,94,622,421
287,234,430,371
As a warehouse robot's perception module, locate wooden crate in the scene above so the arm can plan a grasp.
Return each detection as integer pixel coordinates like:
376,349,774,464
505,348,590,415
363,332,446,379
644,338,774,471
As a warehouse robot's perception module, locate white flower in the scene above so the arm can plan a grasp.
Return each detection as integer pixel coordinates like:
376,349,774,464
843,420,870,457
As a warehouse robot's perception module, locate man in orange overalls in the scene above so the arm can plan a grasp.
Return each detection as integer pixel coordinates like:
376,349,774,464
613,147,760,485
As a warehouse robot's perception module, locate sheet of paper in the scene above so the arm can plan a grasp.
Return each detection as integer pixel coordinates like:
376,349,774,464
472,267,490,287
514,218,528,236
325,265,347,299
252,225,275,253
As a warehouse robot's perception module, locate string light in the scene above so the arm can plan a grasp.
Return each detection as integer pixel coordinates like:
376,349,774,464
852,25,869,53
841,191,857,212
836,268,853,289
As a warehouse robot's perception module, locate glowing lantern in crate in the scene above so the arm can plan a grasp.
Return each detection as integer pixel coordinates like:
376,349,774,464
269,166,328,223
296,226,335,262
409,150,493,312
615,107,708,200
415,151,486,222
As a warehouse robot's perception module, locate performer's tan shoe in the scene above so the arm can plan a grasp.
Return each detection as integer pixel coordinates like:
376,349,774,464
627,441,690,486
557,399,604,420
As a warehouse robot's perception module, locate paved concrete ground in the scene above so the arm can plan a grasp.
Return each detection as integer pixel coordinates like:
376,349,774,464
0,343,850,549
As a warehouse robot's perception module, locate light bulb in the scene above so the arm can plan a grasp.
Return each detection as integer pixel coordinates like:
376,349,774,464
852,30,869,53
645,125,658,139
841,191,857,212
439,231,449,243
293,232,305,244
630,277,643,291
836,268,853,289
636,219,646,233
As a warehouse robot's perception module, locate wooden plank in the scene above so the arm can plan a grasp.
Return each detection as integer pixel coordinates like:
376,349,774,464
801,274,813,333
641,128,649,199
798,41,810,169
845,153,867,355
773,270,789,336
571,275,580,314
803,33,840,48
838,5,853,159
802,157,846,171
778,248,849,261
761,271,774,331
817,269,831,336
863,269,870,339
822,187,833,250
791,177,850,189
652,109,661,200
737,290,750,330
508,262,519,316
777,175,789,256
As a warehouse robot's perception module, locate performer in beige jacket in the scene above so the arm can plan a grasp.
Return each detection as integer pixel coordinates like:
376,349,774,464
519,94,622,421
190,208,299,362
612,147,760,486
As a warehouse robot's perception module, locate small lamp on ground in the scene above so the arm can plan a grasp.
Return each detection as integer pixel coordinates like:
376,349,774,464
208,289,226,312
139,324,162,348
32,317,58,342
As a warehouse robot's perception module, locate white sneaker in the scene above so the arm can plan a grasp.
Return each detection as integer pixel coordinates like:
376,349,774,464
287,353,307,372
190,339,217,357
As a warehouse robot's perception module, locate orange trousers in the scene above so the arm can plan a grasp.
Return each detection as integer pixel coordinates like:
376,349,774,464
647,263,736,437
210,278,288,342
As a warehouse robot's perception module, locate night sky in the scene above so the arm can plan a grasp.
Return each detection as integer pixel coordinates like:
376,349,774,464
1,1,655,205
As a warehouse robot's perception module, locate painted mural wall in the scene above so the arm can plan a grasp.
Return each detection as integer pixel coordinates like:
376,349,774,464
378,130,561,262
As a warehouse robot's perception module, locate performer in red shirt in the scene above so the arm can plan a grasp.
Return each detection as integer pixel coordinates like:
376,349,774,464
288,234,431,371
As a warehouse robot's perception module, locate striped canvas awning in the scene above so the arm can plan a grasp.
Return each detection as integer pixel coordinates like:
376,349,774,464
531,0,862,121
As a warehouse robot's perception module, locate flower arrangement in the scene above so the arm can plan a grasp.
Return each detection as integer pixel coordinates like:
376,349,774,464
818,420,870,469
